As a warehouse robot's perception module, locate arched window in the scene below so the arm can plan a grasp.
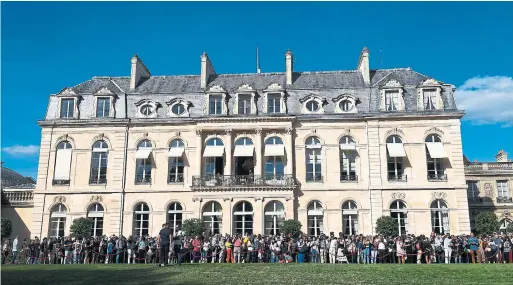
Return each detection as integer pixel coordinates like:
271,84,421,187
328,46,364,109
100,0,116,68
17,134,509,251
87,203,104,237
306,137,322,182
168,139,185,183
430,200,449,234
204,138,225,178
133,203,150,236
425,134,446,181
390,200,408,236
264,137,285,183
265,136,283,145
206,138,224,146
342,200,358,235
235,137,253,145
54,141,73,185
135,140,152,184
233,201,253,235
234,137,255,176
90,140,108,184
386,135,406,181
500,218,512,231
339,136,357,181
264,201,285,235
307,201,324,236
202,201,223,235
167,202,183,235
49,204,67,238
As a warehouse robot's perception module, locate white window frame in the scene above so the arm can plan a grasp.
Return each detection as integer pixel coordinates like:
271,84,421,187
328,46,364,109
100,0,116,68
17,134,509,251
497,181,510,198
342,201,358,236
300,95,325,114
430,200,449,234
426,135,445,180
386,136,404,180
264,201,285,235
263,83,286,114
167,202,183,235
305,137,322,182
202,201,223,235
417,78,444,111
307,201,324,237
49,204,67,238
380,80,404,111
135,99,159,118
133,203,150,237
390,200,408,236
135,140,153,184
340,136,356,180
467,181,480,200
92,87,116,118
233,201,254,235
233,84,257,115
88,203,104,237
167,99,191,118
333,95,358,114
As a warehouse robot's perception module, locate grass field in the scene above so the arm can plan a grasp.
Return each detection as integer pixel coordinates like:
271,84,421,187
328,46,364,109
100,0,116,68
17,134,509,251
2,264,513,285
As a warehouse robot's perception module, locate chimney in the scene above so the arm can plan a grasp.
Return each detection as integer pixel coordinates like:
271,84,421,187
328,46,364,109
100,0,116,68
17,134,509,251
130,55,151,90
357,47,370,85
200,52,216,90
285,50,293,86
496,149,508,162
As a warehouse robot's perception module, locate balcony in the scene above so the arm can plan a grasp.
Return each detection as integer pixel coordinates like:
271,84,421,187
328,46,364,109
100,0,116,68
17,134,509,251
428,173,448,182
388,174,407,182
52,179,70,186
89,177,107,185
191,175,297,190
340,174,358,182
135,176,152,185
497,197,513,203
1,189,34,206
168,174,184,184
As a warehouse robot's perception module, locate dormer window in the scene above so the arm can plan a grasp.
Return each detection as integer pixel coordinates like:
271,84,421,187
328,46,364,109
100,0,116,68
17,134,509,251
233,84,257,116
171,104,185,115
205,85,228,116
379,80,404,112
93,87,116,118
141,104,154,116
300,95,325,114
306,100,320,112
135,99,159,118
60,99,75,118
96,97,111,118
57,88,80,119
167,98,191,118
385,90,400,111
263,83,286,115
339,100,353,112
238,94,252,115
209,95,223,115
267,94,282,113
423,89,437,110
418,79,444,111
333,95,358,114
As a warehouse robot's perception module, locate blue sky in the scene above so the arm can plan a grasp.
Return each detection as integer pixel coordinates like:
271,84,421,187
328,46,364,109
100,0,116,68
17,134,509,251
2,1,512,178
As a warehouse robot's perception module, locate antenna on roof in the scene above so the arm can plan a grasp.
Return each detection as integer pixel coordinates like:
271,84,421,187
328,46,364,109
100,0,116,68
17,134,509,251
256,46,261,74
380,49,383,66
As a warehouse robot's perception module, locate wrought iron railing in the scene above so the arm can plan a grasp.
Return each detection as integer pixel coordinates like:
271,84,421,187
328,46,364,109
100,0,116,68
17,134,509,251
388,174,407,182
497,197,513,203
168,174,184,184
135,176,152,185
340,174,358,182
191,174,297,188
427,173,448,181
1,189,34,206
52,179,70,186
89,177,107,185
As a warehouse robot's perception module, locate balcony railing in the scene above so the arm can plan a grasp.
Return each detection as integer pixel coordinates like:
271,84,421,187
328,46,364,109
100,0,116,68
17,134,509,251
1,189,34,206
191,175,297,189
89,177,107,185
428,173,448,182
135,176,152,185
52,179,70,186
497,197,513,203
168,174,184,184
388,174,407,182
306,175,323,183
340,174,358,182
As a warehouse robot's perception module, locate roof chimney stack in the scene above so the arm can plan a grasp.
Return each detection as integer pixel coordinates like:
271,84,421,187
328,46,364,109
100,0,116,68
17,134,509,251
496,149,508,162
357,47,370,85
285,50,293,86
130,55,151,90
200,52,216,90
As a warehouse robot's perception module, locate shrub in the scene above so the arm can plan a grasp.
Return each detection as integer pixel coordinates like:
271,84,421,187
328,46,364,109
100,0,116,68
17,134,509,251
1,217,12,239
281,219,302,238
182,218,204,237
474,212,500,235
375,216,399,237
70,217,93,239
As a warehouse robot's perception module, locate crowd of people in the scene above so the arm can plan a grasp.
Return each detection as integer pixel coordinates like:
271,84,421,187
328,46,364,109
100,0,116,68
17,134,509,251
3,224,513,266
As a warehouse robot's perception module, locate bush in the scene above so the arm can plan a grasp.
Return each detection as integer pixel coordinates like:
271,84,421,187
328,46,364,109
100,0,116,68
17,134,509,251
375,216,399,237
1,217,12,239
182,218,204,237
506,222,513,234
474,212,500,235
281,219,302,238
70,217,93,239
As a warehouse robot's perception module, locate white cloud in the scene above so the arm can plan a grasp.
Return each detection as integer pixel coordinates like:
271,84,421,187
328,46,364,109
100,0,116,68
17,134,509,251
2,145,40,156
455,76,513,127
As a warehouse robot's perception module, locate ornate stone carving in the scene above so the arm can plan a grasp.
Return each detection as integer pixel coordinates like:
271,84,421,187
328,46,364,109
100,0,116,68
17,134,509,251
94,87,114,95
425,127,445,136
90,195,103,203
384,127,405,139
195,129,203,137
192,197,202,202
421,78,440,86
208,85,225,93
254,197,263,202
432,191,447,200
225,129,232,136
266,83,282,91
391,192,406,200
285,197,294,201
285,128,293,135
384,79,402,88
255,128,262,135
54,196,66,204
237,84,254,91
483,183,493,197
222,197,233,202
59,88,77,96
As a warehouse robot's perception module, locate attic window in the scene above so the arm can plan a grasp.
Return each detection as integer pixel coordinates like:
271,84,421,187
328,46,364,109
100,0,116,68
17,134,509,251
306,100,320,112
140,104,154,116
60,99,75,118
171,103,186,115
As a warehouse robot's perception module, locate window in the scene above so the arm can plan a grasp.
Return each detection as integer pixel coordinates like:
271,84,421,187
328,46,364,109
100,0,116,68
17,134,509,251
339,100,353,112
87,203,104,237
305,100,320,112
264,136,285,183
238,94,252,115
60,98,75,118
167,202,183,235
342,201,358,236
96,97,110,118
204,138,224,177
307,201,323,237
264,201,285,235
140,104,154,116
54,141,73,185
202,201,222,235
133,203,150,237
168,139,185,183
48,204,67,238
431,200,449,234
135,140,152,184
423,89,437,110
267,93,281,114
467,181,480,200
306,137,322,182
385,90,400,111
265,136,283,145
233,201,253,235
500,218,512,231
497,181,510,199
90,140,108,184
340,136,356,181
386,135,405,181
209,95,223,115
171,104,186,115
390,200,408,236
425,135,445,181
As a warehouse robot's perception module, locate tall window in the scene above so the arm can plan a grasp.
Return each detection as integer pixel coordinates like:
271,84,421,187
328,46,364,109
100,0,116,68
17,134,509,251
54,141,73,185
238,94,251,115
386,135,404,181
135,140,152,184
423,89,437,110
202,201,222,235
340,136,356,181
133,203,150,237
87,203,104,237
209,95,223,115
90,140,108,184
49,204,67,238
267,93,281,114
264,136,285,182
390,200,408,236
385,90,400,111
342,200,358,235
306,137,322,182
467,181,480,200
431,200,449,234
168,139,185,183
497,181,510,198
426,134,445,180
60,98,74,118
204,138,224,176
96,97,111,117
264,201,285,235
233,201,253,235
307,201,323,237
167,202,183,235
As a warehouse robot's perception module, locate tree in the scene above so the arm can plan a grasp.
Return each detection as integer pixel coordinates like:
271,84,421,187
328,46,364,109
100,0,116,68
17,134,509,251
70,217,93,239
1,217,12,239
281,219,302,238
474,212,500,235
506,222,513,234
375,216,398,237
182,218,204,237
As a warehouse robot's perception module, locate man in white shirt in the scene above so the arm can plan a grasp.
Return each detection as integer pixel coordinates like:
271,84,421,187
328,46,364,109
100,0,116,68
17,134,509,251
329,237,338,264
10,235,19,264
443,234,453,264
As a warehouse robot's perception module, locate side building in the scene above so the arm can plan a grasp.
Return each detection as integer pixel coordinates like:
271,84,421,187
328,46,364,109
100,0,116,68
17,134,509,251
30,48,471,239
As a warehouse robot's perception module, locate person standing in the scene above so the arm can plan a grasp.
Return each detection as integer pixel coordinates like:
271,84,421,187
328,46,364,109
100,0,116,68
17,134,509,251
10,235,19,264
158,223,172,267
468,233,480,263
329,235,338,264
2,239,11,264
443,234,453,264
173,230,183,265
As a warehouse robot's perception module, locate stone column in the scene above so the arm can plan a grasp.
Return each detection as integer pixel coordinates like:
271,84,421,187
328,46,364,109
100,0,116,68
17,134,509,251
253,197,264,234
195,130,203,177
285,128,293,176
254,128,263,176
225,129,232,176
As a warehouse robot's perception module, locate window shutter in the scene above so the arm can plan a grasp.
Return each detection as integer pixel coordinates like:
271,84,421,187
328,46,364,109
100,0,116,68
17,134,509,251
54,149,72,180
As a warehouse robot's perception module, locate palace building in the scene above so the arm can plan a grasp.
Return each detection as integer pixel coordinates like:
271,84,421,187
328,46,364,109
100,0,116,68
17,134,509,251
22,47,475,238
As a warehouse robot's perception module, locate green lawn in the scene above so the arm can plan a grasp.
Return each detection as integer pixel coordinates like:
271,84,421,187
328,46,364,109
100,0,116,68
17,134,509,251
2,264,513,285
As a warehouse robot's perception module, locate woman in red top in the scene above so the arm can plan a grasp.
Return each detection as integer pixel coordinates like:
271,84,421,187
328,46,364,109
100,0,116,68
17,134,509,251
192,236,201,263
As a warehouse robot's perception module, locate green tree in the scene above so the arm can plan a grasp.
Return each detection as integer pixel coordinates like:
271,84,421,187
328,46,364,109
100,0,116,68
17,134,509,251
375,216,399,237
182,218,204,237
70,217,93,239
506,222,513,234
281,219,302,238
1,217,12,239
474,212,500,235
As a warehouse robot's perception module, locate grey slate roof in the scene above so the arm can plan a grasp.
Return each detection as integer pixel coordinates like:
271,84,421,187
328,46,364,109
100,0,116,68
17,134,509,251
1,166,36,189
